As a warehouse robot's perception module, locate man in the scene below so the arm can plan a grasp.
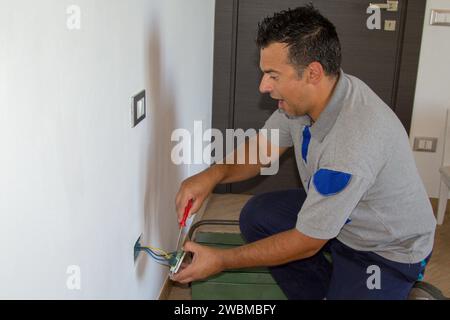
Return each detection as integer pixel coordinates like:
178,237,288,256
172,5,436,299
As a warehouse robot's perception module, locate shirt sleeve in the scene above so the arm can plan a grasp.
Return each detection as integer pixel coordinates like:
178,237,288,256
296,168,371,239
261,110,293,147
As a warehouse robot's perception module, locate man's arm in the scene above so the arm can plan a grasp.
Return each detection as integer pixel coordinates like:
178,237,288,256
176,133,289,220
171,229,328,284
222,229,327,269
208,132,288,184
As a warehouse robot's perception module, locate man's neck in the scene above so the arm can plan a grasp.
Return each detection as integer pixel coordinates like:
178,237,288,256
308,74,340,123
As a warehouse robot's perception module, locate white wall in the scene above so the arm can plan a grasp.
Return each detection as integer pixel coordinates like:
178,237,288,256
410,0,450,198
0,0,214,299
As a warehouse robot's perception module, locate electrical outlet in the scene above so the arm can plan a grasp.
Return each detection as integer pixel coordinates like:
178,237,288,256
384,20,396,31
169,251,187,278
430,9,450,26
134,234,142,263
413,137,438,152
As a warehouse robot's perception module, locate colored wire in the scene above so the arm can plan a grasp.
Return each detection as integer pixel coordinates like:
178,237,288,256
143,248,167,258
136,244,177,267
141,248,170,266
141,245,172,259
141,247,167,261
143,248,167,262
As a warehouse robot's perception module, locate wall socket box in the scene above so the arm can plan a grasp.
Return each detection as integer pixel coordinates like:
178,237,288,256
131,90,146,128
413,137,438,152
384,20,396,31
134,234,142,263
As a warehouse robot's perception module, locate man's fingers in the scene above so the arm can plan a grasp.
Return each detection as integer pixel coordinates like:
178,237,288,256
182,241,200,254
176,196,187,222
179,277,194,284
175,192,182,213
175,276,194,285
176,197,188,222
177,196,197,222
179,261,189,270
190,198,203,217
172,242,201,283
172,264,195,283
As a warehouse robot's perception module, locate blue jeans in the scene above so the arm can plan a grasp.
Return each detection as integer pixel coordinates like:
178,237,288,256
239,189,431,300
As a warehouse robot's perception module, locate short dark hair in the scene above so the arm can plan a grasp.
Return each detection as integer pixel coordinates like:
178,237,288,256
256,5,341,77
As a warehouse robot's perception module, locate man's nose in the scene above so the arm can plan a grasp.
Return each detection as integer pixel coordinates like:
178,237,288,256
259,75,272,94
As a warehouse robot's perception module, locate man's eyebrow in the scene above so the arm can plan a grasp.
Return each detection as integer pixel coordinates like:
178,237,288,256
262,68,280,74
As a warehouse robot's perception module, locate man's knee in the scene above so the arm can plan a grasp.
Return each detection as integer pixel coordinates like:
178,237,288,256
239,189,304,243
239,194,268,242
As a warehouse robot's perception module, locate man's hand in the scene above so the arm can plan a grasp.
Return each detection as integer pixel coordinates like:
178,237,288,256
171,241,225,284
171,229,328,285
175,170,219,223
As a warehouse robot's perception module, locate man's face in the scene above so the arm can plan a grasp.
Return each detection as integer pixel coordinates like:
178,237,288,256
259,42,312,117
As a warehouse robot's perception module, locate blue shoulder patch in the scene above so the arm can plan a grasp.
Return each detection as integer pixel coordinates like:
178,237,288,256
313,169,352,196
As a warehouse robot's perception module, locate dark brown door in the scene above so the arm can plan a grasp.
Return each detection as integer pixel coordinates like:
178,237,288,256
212,0,426,195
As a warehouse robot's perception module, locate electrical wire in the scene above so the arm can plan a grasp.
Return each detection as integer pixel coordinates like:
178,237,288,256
142,248,166,261
136,244,176,267
141,248,170,266
137,220,240,268
140,245,172,259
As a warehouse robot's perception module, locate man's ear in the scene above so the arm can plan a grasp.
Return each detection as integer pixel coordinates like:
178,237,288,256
306,62,324,85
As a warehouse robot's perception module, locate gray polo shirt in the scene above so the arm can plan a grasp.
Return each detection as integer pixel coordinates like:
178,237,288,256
262,70,436,264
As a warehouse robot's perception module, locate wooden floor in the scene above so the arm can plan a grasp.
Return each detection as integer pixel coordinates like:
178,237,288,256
167,194,450,299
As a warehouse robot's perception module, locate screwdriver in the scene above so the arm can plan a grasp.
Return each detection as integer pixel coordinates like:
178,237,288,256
175,199,193,251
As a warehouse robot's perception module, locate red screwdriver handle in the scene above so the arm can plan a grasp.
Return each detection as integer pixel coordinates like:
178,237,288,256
180,199,193,228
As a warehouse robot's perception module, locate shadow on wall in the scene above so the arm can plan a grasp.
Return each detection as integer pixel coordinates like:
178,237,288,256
135,15,185,280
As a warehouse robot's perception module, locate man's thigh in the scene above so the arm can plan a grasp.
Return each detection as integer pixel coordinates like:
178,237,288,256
239,188,307,242
326,240,428,300
239,189,334,299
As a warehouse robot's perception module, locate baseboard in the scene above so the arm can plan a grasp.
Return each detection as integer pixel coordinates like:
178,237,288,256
157,275,172,300
158,195,211,300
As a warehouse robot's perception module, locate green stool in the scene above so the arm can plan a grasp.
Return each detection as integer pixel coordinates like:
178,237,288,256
191,232,287,300
190,230,448,300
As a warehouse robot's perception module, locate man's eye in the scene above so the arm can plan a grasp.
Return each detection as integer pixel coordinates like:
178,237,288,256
270,75,278,80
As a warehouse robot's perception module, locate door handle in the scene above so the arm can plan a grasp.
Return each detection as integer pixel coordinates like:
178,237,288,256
369,0,398,12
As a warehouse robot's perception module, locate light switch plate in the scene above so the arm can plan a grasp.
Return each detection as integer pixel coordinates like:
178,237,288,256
386,1,398,12
430,9,450,26
131,90,146,128
413,137,438,152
